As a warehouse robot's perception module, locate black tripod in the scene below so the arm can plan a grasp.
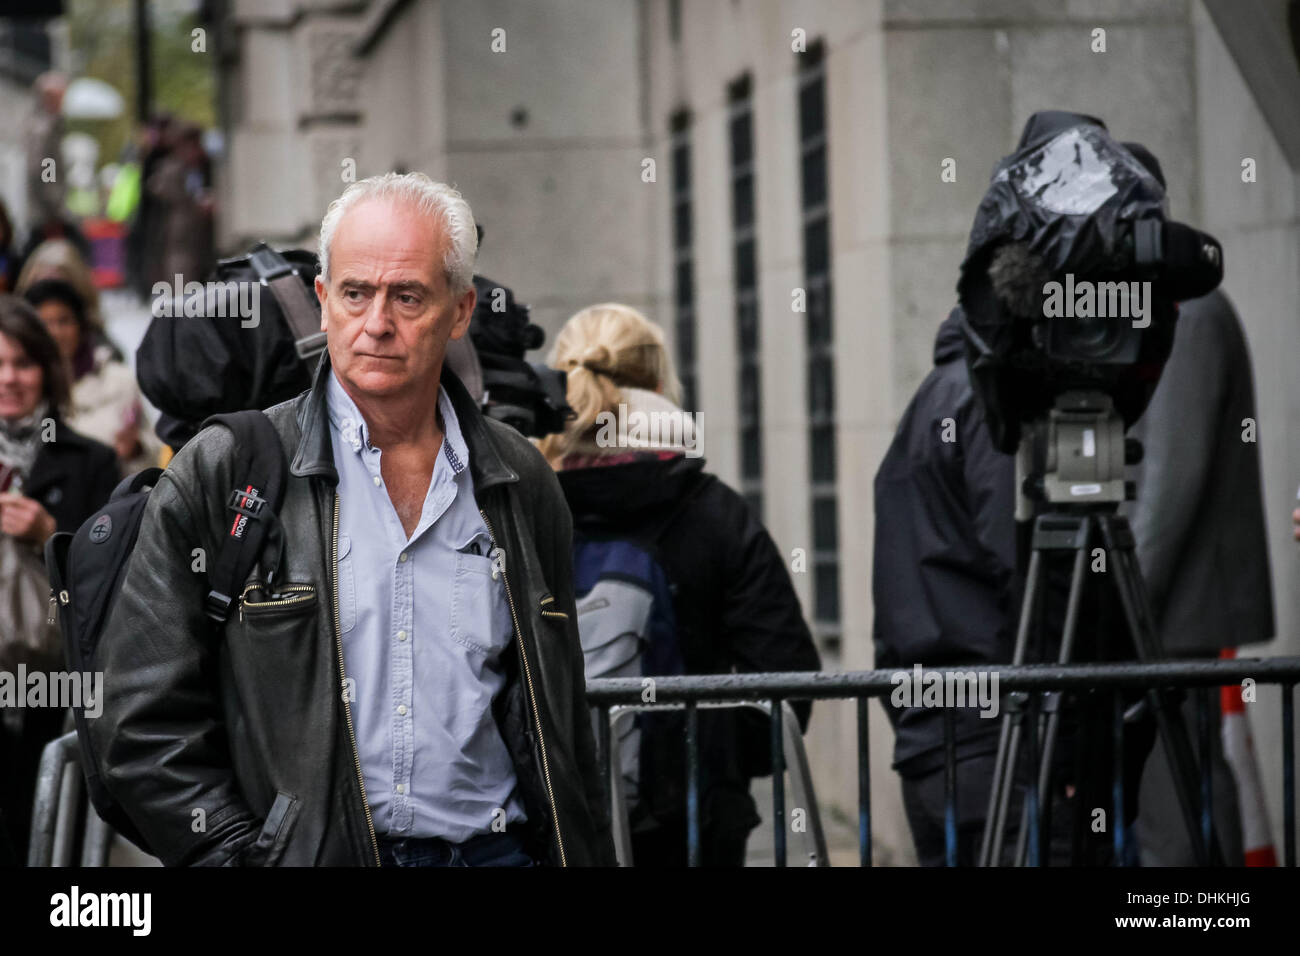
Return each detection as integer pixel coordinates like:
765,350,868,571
977,392,1222,867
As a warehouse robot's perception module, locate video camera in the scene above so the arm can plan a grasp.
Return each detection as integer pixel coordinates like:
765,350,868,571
463,274,572,439
956,111,1224,462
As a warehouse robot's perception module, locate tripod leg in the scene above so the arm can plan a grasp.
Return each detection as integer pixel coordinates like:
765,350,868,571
1015,538,1090,866
979,548,1043,866
1104,522,1222,865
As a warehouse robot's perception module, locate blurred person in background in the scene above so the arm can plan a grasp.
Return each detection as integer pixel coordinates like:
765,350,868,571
0,200,20,293
23,72,68,238
127,113,175,297
145,122,214,286
1126,285,1272,867
16,238,110,336
20,72,87,266
23,278,158,473
539,303,820,866
0,295,118,864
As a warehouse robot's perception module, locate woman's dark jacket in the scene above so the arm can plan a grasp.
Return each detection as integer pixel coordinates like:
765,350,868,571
26,420,120,533
558,453,820,844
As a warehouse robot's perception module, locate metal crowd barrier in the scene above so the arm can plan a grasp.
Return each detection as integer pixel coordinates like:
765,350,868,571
28,730,114,867
28,658,1300,866
585,657,1300,867
599,699,829,866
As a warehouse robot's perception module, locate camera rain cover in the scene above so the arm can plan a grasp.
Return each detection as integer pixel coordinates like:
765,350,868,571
961,123,1166,285
955,122,1171,452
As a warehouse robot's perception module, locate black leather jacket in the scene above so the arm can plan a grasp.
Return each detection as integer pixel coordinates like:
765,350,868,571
91,353,615,866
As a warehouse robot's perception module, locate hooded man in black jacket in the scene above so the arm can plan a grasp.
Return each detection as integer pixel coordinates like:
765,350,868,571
874,119,1176,866
872,307,1021,865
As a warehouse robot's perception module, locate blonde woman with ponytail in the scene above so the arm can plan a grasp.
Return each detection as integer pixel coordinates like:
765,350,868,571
545,302,819,867
538,303,691,469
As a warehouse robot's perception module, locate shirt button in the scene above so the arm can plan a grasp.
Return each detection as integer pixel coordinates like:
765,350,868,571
398,704,408,716
399,553,408,563
397,629,407,642
372,475,382,487
396,784,405,794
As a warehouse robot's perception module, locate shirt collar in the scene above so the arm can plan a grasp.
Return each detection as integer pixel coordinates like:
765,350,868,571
326,368,371,453
436,383,469,476
326,367,470,477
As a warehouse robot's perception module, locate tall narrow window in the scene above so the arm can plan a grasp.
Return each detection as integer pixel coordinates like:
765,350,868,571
729,73,762,517
798,41,840,649
670,108,697,413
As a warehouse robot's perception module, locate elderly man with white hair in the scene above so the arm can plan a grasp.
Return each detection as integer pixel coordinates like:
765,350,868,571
92,172,615,867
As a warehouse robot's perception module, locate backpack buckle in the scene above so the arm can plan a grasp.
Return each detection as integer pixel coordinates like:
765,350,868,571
205,589,234,623
227,487,268,519
294,331,327,360
248,243,297,283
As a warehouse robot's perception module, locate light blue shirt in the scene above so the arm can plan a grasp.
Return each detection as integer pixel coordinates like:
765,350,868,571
326,369,526,842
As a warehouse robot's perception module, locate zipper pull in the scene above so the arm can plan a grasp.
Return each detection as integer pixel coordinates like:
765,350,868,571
47,593,57,625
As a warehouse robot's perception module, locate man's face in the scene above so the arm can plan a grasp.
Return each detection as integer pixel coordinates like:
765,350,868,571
316,196,475,405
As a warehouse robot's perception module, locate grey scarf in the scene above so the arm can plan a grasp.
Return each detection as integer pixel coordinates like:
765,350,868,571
0,400,52,486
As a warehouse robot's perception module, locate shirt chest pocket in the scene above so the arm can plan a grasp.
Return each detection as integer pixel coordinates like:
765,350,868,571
336,532,357,634
450,550,513,658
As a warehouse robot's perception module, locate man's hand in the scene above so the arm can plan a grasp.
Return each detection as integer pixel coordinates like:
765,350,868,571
0,491,57,544
1292,507,1300,542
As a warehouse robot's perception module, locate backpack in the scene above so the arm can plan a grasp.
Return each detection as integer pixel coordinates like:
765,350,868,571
136,243,321,450
572,491,699,820
43,410,289,853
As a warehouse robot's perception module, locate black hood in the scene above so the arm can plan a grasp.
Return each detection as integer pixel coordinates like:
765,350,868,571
933,306,966,366
557,453,707,531
1016,109,1105,149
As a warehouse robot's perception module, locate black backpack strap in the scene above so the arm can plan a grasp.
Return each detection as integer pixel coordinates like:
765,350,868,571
247,242,325,361
197,409,289,623
111,466,165,501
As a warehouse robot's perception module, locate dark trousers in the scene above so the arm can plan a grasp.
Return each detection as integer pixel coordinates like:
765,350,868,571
1136,685,1244,866
376,827,536,867
902,697,1156,867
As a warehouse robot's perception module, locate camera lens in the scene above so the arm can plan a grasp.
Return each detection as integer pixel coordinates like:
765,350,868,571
1065,312,1121,357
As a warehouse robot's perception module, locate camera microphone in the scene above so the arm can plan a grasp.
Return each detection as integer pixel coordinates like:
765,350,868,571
987,242,1051,320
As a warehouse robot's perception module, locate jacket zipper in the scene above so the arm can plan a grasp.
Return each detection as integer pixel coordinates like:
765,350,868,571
479,507,568,867
331,492,381,865
539,595,568,621
238,582,315,621
48,589,68,625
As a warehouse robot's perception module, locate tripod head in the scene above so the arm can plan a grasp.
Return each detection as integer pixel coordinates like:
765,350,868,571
1014,389,1143,521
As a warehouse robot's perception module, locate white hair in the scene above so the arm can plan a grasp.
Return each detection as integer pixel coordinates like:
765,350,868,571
318,172,478,295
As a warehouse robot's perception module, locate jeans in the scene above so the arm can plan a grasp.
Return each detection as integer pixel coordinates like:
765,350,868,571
377,828,536,867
